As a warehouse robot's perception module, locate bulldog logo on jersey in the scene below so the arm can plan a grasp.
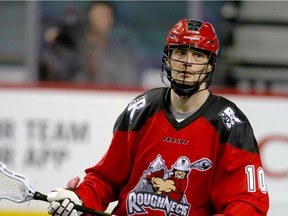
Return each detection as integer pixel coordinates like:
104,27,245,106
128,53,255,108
127,155,213,216
218,106,244,130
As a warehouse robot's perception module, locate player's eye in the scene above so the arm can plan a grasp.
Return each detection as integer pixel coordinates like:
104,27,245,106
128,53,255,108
174,49,188,56
193,52,208,63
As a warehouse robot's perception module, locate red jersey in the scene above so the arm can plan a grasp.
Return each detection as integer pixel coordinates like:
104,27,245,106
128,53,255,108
75,88,269,216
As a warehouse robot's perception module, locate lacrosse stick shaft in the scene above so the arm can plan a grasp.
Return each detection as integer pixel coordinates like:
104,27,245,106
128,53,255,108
33,192,112,216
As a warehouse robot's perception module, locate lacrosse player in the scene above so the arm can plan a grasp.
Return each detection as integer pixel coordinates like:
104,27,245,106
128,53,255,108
47,19,269,216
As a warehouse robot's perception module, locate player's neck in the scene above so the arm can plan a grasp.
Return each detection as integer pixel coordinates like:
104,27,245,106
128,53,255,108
170,89,209,114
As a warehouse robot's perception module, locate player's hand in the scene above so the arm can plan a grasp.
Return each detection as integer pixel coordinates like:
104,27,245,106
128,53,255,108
48,199,80,216
47,188,82,216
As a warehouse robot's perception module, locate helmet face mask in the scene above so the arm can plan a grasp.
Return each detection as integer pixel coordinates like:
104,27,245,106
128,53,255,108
161,19,219,97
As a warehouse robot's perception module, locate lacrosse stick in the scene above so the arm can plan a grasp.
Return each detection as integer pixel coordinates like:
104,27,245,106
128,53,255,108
0,161,112,216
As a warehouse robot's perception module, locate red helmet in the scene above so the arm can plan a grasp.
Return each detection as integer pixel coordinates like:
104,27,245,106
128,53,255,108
161,19,219,97
166,19,219,55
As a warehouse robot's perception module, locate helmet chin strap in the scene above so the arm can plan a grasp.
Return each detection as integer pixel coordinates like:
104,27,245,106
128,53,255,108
170,68,212,98
170,79,200,98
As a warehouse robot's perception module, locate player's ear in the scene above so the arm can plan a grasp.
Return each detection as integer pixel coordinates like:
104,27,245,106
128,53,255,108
164,56,170,67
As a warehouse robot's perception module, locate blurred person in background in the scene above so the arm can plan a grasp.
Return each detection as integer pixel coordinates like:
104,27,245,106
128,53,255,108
39,1,137,86
74,1,137,86
46,19,269,216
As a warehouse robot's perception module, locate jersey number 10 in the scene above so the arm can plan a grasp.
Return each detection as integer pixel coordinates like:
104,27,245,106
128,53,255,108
246,165,267,193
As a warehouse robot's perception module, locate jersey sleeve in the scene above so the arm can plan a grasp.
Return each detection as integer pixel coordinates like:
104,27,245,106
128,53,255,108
74,89,163,211
211,102,269,215
74,108,137,211
212,143,269,215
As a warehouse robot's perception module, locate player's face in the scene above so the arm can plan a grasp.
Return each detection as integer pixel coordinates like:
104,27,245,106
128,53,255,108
174,170,186,179
169,48,212,85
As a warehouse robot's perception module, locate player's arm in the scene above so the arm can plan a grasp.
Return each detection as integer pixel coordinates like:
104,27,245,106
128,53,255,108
47,107,137,214
212,117,269,215
212,148,269,215
47,92,152,215
75,129,138,211
47,130,135,214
